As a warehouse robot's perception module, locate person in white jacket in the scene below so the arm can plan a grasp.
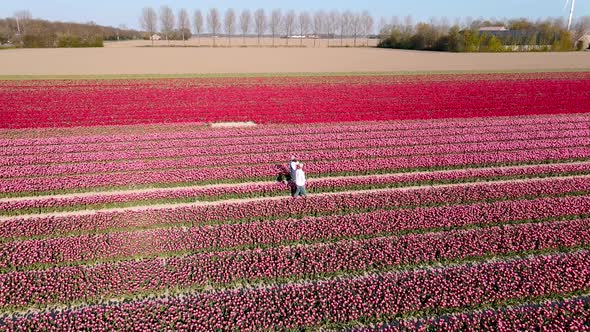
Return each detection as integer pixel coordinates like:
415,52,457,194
289,156,298,182
293,162,307,198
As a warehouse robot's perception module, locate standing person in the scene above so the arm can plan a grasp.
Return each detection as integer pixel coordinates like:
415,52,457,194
293,162,307,198
289,156,298,182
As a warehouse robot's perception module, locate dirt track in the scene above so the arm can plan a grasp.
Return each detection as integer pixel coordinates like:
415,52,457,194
0,46,588,76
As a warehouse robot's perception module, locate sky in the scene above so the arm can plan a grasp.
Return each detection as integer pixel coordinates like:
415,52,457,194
1,0,588,30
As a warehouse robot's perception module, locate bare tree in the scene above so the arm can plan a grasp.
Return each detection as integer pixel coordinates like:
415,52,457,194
313,10,325,47
14,10,32,38
283,10,296,45
340,11,353,46
298,11,311,46
270,9,282,47
207,8,221,47
193,10,203,46
349,13,361,47
239,9,251,45
574,16,590,41
224,8,236,46
140,7,157,45
178,8,190,45
361,11,374,46
254,8,266,45
160,5,175,45
403,15,414,35
327,10,340,47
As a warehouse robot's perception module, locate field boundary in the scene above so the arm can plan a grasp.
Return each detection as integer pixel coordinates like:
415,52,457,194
1,68,589,81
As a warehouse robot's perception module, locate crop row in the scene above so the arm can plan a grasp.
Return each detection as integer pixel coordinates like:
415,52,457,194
3,118,588,160
1,250,588,331
2,75,590,128
3,112,587,149
3,176,588,241
4,130,589,173
3,145,590,196
2,192,590,271
3,72,586,89
366,296,590,332
0,217,588,310
3,163,590,216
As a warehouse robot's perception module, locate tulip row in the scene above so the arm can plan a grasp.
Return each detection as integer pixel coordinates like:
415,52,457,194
363,296,590,332
3,117,587,162
1,250,588,331
3,145,590,197
2,73,590,128
0,217,588,310
4,112,587,150
2,176,588,241
3,192,590,272
4,134,590,179
3,163,590,217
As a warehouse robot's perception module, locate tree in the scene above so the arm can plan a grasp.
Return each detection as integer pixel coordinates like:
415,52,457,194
327,10,339,47
160,5,174,45
340,11,352,46
312,11,324,47
177,9,190,45
193,10,203,46
298,11,311,46
14,10,32,41
282,10,295,46
207,8,221,47
270,9,282,47
361,11,374,46
254,9,266,45
239,9,251,45
224,8,236,46
350,13,361,47
573,16,590,41
140,7,157,45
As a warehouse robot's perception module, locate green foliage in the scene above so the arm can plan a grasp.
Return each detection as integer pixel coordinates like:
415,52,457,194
57,35,104,48
378,18,573,53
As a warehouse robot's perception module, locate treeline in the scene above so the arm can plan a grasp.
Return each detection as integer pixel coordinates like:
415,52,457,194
0,11,143,48
140,6,375,46
378,17,590,52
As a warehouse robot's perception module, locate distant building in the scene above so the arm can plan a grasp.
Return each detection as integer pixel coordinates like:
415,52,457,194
150,34,161,41
479,26,509,32
578,34,590,50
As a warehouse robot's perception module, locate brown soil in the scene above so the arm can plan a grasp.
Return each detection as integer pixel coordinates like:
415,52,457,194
0,47,588,76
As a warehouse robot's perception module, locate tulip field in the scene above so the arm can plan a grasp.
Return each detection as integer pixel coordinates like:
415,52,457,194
1,72,590,331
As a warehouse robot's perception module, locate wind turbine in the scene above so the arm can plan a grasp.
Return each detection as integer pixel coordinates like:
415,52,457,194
564,0,576,30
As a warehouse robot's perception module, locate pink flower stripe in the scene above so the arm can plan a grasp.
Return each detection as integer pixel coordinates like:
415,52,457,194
3,130,590,176
3,163,590,214
2,116,588,158
0,218,587,310
3,146,590,195
1,251,588,331
2,193,589,271
2,73,590,129
365,296,590,332
5,112,589,149
3,176,588,241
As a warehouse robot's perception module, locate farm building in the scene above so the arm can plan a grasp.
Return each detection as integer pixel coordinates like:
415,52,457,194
578,34,590,50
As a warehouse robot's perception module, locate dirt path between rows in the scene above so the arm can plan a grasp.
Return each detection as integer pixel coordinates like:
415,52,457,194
2,171,588,222
3,160,589,203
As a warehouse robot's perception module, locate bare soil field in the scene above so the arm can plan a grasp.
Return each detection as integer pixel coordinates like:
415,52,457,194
0,46,588,76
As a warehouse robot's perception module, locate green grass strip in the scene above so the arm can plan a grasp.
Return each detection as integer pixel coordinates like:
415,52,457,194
0,68,589,81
